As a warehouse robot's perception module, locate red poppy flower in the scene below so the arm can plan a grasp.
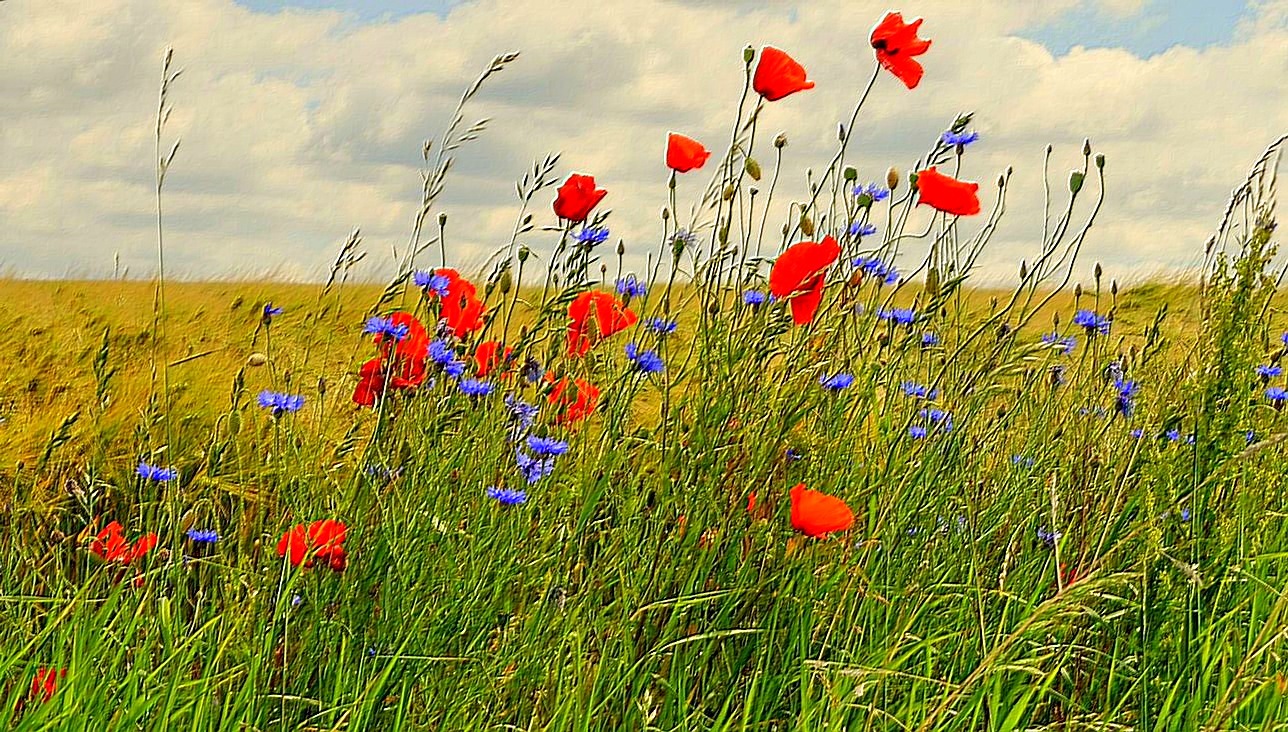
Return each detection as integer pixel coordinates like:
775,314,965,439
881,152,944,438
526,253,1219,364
789,483,854,538
768,235,841,325
1059,563,1084,588
429,270,486,337
20,668,65,712
666,133,711,173
277,519,348,572
915,167,981,216
567,290,638,357
89,521,158,565
753,46,815,102
870,12,932,90
546,373,600,425
373,311,429,364
474,340,513,377
553,173,607,222
352,357,386,407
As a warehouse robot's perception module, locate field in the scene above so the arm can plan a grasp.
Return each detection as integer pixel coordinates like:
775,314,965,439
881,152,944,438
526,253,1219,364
3,23,1288,732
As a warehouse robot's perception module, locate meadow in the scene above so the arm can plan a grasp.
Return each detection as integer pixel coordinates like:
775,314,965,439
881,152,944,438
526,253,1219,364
2,12,1288,730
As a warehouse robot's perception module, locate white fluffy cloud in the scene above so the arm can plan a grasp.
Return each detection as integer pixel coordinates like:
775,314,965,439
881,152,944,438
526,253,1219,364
0,0,1284,282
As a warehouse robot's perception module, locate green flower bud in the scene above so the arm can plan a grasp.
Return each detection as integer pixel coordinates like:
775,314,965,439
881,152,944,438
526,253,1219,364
744,157,762,181
843,166,858,182
1069,171,1085,195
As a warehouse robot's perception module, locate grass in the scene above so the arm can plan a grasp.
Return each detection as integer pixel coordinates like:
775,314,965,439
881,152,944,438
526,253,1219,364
2,34,1287,732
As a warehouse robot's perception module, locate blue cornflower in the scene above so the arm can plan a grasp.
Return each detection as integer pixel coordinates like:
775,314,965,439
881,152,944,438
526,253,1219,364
514,449,555,484
900,381,938,400
1036,527,1061,548
1246,430,1257,445
849,222,878,238
262,303,284,323
852,182,890,203
625,343,664,374
920,407,953,431
921,331,940,347
526,435,569,457
364,316,409,341
521,356,542,383
1114,378,1138,417
1267,386,1288,404
1012,455,1035,468
1131,428,1145,439
486,486,527,506
576,226,610,246
743,290,769,306
1165,429,1181,442
444,360,466,379
1281,332,1288,347
671,229,696,249
413,270,453,297
853,256,899,285
877,308,917,325
908,425,928,439
506,395,538,432
785,448,805,462
1041,332,1076,355
258,390,305,415
819,373,855,391
615,274,647,298
941,130,980,147
1179,508,1191,522
1072,309,1111,336
428,339,456,366
459,379,494,397
186,528,218,543
1256,364,1282,379
137,461,176,482
645,317,677,335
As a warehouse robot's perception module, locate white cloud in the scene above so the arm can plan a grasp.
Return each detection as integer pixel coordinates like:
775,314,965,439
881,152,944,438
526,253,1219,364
0,0,1283,284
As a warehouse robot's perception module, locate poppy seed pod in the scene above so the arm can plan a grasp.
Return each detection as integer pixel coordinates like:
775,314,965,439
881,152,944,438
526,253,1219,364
1095,153,1105,170
247,353,268,367
518,244,530,263
773,133,787,149
744,157,762,181
743,45,755,64
499,269,513,294
886,166,900,190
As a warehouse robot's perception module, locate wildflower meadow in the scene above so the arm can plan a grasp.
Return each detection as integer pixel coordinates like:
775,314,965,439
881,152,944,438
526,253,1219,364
3,9,1288,730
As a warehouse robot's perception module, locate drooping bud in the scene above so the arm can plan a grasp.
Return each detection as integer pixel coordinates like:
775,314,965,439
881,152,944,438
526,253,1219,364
886,167,900,191
843,166,858,182
799,215,814,237
773,133,788,149
1069,171,1085,195
744,157,762,181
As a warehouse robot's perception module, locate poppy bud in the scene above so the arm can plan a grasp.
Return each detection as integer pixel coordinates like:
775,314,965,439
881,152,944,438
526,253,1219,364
886,167,900,191
599,263,607,276
1083,138,1092,157
518,245,530,263
707,300,720,316
838,123,845,142
743,45,755,64
616,241,625,256
744,157,762,181
438,212,448,227
1095,153,1105,170
799,215,814,237
1074,283,1083,299
1111,279,1118,296
661,208,670,221
1019,260,1028,279
718,225,729,244
843,166,857,182
1094,262,1102,282
499,269,513,294
247,353,268,367
1069,171,1085,195
773,133,787,149
722,185,735,201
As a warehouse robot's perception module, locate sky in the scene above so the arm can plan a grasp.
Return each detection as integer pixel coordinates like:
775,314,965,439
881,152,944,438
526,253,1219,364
1,0,1285,283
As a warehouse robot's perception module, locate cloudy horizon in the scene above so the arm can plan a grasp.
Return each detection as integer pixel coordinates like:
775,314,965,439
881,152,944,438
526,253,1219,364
1,0,1285,284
